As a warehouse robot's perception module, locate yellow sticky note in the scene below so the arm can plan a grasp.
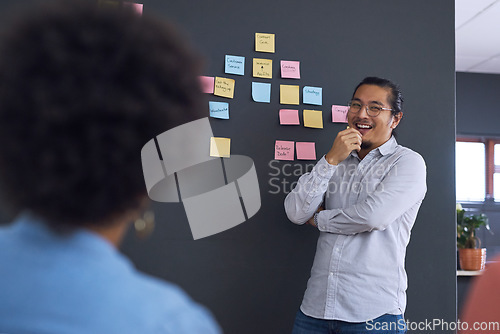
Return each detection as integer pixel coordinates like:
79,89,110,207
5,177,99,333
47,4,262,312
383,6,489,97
214,77,235,99
255,33,275,53
280,85,300,105
210,137,231,158
304,110,323,129
253,58,272,79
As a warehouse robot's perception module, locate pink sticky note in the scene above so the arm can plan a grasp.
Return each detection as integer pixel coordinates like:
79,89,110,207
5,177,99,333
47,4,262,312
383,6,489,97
281,60,300,79
124,2,143,15
279,109,300,125
296,142,316,160
199,76,214,94
275,140,295,161
332,105,349,123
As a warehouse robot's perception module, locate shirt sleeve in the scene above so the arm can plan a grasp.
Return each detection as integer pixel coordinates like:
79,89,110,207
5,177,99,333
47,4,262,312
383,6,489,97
317,151,427,235
284,155,337,225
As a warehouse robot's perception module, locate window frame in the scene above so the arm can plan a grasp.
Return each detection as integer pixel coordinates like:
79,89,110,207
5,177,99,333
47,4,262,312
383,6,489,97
457,136,500,201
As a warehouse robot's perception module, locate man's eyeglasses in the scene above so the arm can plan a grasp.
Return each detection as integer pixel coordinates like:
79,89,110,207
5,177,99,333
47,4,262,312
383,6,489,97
348,100,393,117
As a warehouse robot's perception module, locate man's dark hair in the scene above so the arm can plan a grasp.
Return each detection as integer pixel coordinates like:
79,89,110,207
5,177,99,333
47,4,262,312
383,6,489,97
0,1,204,229
352,76,404,117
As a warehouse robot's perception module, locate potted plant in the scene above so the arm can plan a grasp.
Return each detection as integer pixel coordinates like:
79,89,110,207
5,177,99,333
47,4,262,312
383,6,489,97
457,203,491,270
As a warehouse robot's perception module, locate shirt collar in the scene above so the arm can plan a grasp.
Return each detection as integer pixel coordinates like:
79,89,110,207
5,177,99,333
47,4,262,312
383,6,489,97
11,212,121,256
378,136,398,156
349,136,398,159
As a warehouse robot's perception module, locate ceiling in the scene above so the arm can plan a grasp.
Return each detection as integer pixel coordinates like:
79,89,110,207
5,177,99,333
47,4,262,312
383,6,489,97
456,0,500,74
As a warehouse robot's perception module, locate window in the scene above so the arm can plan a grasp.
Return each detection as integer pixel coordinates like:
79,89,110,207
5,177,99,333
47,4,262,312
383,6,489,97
456,141,485,201
456,137,500,202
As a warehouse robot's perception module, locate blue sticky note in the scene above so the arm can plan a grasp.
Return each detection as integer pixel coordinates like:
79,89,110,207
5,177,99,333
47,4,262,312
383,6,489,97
225,55,245,76
252,82,271,103
303,86,322,106
209,101,229,119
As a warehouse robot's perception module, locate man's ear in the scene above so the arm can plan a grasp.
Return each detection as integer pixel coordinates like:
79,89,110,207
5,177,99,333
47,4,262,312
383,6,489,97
391,112,403,129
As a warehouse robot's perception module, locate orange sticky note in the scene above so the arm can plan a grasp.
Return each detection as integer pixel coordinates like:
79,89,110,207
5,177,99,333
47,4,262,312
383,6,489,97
303,110,323,129
210,137,231,158
280,85,300,105
255,33,275,53
253,58,272,79
214,77,235,99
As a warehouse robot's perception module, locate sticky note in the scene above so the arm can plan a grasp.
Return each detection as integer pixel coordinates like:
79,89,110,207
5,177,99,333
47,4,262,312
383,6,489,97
210,137,231,158
296,142,316,160
209,101,229,119
275,140,294,161
214,77,235,99
252,82,271,103
281,61,300,79
253,58,272,79
255,33,275,53
225,55,245,76
123,2,143,15
199,76,214,94
303,110,323,129
332,105,349,123
303,86,322,106
279,109,300,125
280,85,300,105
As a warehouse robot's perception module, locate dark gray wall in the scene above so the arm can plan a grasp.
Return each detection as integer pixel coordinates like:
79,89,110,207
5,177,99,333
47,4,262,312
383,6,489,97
121,1,457,333
0,1,457,333
457,72,500,137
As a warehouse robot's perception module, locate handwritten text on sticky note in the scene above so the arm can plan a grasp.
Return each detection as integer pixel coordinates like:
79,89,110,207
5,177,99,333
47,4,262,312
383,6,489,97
225,55,245,76
281,60,300,79
303,86,322,106
209,101,229,119
253,58,272,79
214,77,235,99
280,85,300,105
255,33,275,53
303,109,323,129
275,140,294,161
332,105,349,123
296,142,316,160
279,109,300,125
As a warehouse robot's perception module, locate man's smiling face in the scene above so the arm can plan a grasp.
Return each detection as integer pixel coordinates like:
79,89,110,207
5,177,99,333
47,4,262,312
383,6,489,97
347,84,401,152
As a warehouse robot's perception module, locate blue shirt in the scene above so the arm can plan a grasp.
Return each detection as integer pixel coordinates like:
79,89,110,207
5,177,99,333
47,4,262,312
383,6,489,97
0,215,221,334
285,136,427,322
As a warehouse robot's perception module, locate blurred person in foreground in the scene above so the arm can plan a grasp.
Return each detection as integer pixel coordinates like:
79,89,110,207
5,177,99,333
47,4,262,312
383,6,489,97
0,1,220,333
460,255,500,334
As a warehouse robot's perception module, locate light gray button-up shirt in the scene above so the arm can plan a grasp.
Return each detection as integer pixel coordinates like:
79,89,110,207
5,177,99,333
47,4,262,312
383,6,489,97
284,136,427,322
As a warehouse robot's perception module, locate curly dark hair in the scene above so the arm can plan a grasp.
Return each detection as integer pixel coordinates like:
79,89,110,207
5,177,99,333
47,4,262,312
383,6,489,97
0,1,204,228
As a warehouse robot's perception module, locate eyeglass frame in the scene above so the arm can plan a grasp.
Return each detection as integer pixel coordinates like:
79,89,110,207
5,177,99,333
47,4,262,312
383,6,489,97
347,99,393,117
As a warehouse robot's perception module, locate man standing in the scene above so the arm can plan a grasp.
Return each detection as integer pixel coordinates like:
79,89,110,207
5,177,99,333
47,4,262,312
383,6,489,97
285,77,426,334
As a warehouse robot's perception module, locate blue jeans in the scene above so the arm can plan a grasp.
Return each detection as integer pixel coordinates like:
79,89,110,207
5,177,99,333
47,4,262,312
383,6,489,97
292,310,407,334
